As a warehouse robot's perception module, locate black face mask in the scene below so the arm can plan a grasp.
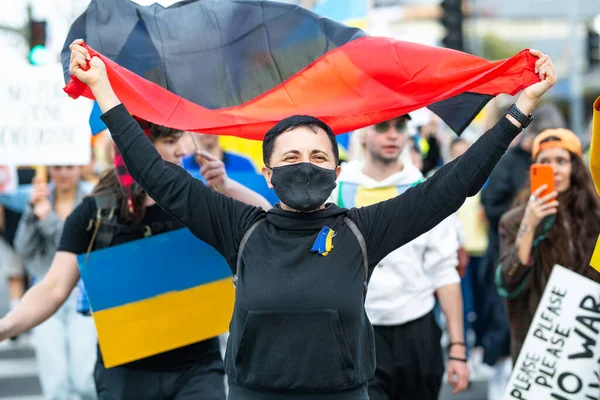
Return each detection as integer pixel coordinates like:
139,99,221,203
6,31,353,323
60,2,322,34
269,163,337,212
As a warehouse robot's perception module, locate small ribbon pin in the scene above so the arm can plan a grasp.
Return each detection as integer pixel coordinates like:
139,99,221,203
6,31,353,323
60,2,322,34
311,226,335,256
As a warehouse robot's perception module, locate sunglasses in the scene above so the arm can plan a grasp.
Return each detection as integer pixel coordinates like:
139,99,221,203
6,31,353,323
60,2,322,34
373,120,407,133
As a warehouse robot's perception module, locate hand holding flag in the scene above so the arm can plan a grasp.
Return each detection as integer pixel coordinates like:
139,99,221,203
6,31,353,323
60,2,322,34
69,40,120,114
515,49,557,117
69,39,103,87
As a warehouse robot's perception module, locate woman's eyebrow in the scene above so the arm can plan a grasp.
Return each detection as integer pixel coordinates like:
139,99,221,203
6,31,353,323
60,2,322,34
281,150,302,157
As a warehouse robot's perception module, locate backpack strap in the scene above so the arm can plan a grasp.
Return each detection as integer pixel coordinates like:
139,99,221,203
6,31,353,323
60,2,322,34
84,195,119,262
343,217,369,300
233,218,266,287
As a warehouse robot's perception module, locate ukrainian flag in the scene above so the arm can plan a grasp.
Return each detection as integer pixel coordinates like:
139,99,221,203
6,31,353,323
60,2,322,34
77,228,234,368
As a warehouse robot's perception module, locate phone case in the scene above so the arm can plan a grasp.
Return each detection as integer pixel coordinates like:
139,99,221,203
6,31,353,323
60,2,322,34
530,164,555,199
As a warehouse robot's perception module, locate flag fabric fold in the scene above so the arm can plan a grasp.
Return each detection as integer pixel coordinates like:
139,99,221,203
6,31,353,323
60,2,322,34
62,0,540,139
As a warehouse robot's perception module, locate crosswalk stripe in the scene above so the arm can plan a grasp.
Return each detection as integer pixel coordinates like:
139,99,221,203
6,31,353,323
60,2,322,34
0,336,42,399
0,358,38,379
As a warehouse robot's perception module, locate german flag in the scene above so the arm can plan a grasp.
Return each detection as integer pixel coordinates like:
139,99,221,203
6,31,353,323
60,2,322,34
62,0,540,139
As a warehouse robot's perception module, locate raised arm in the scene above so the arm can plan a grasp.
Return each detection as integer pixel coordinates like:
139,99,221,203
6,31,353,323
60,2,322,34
349,50,557,267
68,41,264,261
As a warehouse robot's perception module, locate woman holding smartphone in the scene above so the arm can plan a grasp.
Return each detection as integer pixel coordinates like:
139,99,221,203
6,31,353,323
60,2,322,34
496,128,600,362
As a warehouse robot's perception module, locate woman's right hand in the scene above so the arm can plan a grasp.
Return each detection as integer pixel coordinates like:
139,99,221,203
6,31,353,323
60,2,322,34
522,184,559,229
69,39,107,87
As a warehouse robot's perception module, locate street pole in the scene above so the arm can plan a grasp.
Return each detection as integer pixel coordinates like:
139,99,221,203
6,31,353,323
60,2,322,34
568,0,585,136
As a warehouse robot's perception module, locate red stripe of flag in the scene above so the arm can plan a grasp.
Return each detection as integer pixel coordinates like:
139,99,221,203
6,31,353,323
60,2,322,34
65,37,540,139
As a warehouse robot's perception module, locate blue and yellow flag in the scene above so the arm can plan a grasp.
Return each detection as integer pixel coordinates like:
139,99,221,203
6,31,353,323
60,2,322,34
77,229,234,368
589,96,600,273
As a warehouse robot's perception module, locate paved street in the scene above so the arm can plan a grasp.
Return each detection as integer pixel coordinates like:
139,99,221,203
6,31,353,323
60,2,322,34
440,381,488,400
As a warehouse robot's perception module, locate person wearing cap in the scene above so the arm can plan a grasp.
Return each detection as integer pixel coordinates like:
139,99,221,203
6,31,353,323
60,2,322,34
330,115,469,399
479,102,567,400
496,128,600,362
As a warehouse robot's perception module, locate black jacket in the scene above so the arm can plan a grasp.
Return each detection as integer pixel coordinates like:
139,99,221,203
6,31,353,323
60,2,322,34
102,104,521,399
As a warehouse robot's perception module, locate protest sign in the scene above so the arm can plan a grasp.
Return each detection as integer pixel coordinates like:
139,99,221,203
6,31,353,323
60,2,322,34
0,63,92,166
504,265,600,400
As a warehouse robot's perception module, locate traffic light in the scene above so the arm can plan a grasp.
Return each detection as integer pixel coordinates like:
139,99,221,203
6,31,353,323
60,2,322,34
28,18,48,65
588,25,600,70
439,0,464,52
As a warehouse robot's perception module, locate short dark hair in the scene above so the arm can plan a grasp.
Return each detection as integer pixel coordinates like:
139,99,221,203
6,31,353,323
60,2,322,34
134,115,184,141
262,115,339,166
148,124,184,141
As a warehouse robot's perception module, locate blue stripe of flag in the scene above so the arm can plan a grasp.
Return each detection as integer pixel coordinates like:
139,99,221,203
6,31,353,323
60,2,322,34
77,228,231,311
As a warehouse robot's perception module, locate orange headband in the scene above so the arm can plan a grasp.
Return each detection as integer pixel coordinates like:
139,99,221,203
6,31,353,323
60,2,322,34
532,128,582,160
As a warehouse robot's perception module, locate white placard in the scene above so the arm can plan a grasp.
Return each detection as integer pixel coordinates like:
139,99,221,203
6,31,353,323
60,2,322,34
0,63,92,166
0,165,17,194
504,265,600,400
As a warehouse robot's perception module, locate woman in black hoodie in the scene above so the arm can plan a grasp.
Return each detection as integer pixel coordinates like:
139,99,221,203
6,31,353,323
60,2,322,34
64,41,556,400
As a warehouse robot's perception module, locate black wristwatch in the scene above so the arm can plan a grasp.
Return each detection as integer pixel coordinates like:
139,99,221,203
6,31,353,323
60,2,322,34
507,104,534,129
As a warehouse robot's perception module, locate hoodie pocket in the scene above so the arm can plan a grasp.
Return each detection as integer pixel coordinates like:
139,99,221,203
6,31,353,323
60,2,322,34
234,309,356,391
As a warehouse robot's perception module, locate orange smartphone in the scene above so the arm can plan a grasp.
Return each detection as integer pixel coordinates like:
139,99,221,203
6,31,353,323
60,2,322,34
530,164,555,199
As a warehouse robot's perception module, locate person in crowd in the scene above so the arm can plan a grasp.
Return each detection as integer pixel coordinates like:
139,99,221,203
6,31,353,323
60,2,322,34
0,121,271,399
330,115,469,399
496,128,600,361
479,102,567,399
14,166,96,400
33,41,554,400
